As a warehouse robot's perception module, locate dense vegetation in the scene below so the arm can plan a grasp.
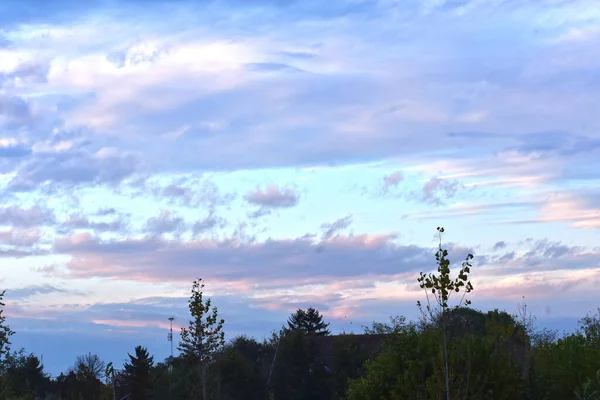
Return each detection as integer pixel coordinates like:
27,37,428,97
0,228,598,399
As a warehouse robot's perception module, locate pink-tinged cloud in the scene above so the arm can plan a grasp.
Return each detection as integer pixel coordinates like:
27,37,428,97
52,232,432,284
244,185,300,209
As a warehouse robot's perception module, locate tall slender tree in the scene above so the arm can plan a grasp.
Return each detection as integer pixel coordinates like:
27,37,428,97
286,307,331,336
179,278,225,400
123,345,154,400
417,227,474,400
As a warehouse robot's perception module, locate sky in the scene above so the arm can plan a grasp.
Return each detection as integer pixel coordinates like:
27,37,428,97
1,0,599,376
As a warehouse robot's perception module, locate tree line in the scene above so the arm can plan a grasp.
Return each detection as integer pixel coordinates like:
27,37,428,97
0,227,599,399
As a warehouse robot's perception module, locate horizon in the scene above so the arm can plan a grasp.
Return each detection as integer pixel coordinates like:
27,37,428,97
1,0,599,377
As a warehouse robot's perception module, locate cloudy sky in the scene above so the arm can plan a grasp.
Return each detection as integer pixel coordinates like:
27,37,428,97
1,0,599,375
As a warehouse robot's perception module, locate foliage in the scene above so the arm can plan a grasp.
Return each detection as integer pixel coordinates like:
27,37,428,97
123,345,154,400
0,268,597,400
416,226,475,400
346,310,528,400
0,290,14,361
363,316,407,335
178,278,225,400
286,307,331,336
270,329,330,400
529,309,600,400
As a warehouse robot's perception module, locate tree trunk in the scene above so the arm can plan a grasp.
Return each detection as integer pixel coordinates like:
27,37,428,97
443,318,450,400
202,363,208,400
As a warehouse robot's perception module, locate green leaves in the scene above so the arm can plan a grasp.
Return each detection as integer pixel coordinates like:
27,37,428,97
178,278,226,367
417,227,475,315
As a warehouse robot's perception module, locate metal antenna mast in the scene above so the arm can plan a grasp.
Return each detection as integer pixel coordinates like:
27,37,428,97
168,316,175,359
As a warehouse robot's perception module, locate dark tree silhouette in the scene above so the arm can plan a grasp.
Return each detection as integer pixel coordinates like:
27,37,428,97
123,345,154,400
286,308,331,336
0,290,14,361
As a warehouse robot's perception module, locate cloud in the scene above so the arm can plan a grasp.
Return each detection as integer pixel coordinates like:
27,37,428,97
419,177,463,205
52,230,430,284
245,185,300,208
382,170,404,193
0,206,55,227
493,241,507,251
320,215,353,239
60,215,126,233
192,210,226,235
7,146,139,192
5,285,73,300
145,211,185,236
0,228,41,247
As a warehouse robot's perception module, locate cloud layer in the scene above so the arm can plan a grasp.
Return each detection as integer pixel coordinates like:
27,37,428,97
0,0,598,376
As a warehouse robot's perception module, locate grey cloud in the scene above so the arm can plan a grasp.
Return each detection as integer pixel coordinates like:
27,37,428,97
493,241,507,251
0,228,41,247
96,208,117,216
53,231,431,283
419,177,463,206
60,215,126,233
5,285,73,300
248,208,272,219
145,211,185,235
7,148,138,192
148,179,235,210
192,210,226,235
0,206,55,227
524,240,582,262
321,215,352,239
245,185,300,208
382,170,404,193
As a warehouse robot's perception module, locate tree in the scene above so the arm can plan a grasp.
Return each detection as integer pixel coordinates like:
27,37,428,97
123,346,154,400
211,336,271,400
74,352,105,381
417,227,474,400
0,349,50,399
286,308,330,336
105,362,116,400
362,316,407,335
270,329,330,400
179,278,225,400
0,290,14,361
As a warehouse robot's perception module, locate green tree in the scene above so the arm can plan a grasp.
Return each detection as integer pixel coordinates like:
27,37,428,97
211,335,271,400
286,308,331,336
362,316,406,335
0,290,14,361
179,278,225,400
270,329,329,400
0,349,50,399
417,227,474,400
105,362,116,400
123,346,154,400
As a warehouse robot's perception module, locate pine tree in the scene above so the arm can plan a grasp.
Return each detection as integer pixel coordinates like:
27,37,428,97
179,278,225,400
123,346,154,400
286,307,330,336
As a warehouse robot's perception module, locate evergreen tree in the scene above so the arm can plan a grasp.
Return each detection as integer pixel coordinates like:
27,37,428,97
123,345,154,400
286,308,331,336
179,278,225,400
